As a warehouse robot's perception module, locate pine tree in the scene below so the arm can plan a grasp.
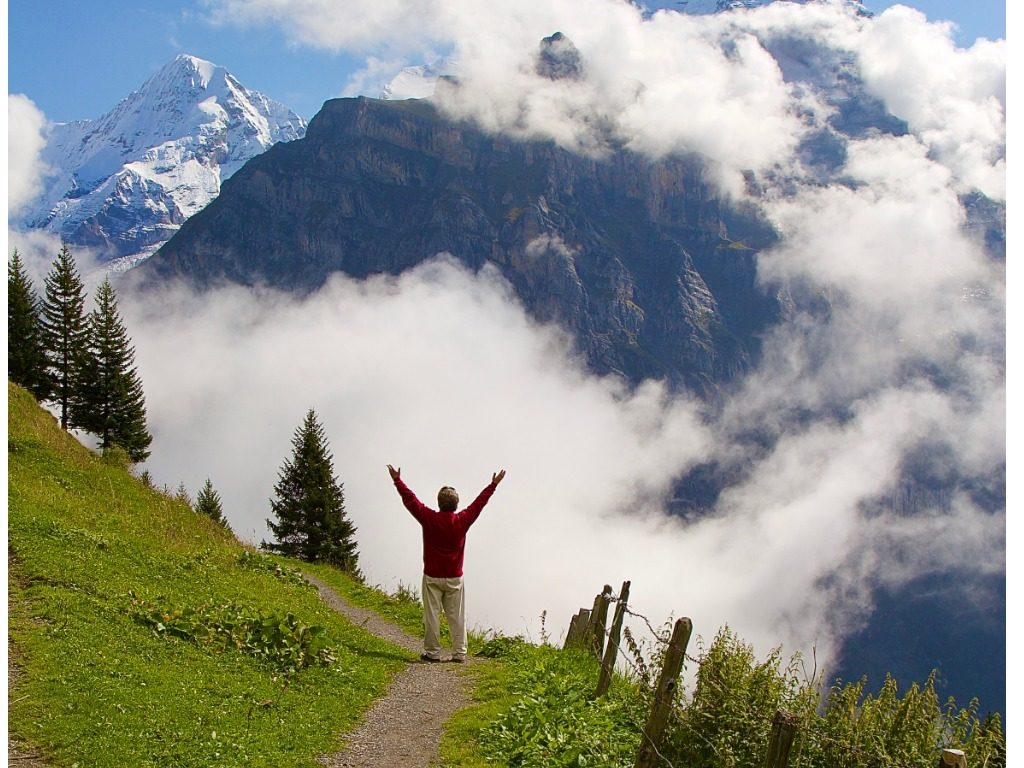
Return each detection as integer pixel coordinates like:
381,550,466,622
262,410,359,572
174,482,193,506
195,478,230,529
78,277,153,462
8,250,52,400
40,243,89,430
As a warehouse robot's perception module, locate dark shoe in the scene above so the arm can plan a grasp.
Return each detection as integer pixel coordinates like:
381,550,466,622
450,656,466,664
420,653,441,663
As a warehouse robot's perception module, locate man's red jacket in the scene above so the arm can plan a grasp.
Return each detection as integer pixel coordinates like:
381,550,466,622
393,477,497,578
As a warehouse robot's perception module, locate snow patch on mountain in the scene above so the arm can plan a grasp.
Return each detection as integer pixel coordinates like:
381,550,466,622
15,54,306,265
379,59,459,100
670,0,871,16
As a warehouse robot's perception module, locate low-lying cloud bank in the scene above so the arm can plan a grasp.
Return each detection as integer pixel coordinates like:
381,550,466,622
9,0,1004,680
122,230,1004,669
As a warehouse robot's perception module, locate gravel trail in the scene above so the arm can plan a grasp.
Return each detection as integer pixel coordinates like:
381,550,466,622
304,574,475,768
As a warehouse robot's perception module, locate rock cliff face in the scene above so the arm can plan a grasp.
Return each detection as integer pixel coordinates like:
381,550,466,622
138,96,780,395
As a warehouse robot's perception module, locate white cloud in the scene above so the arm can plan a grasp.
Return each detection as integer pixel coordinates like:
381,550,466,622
143,0,1005,676
762,135,987,316
124,234,1003,671
431,2,820,191
855,6,1006,200
8,94,53,217
341,56,417,98
201,0,447,54
127,259,719,637
201,0,1003,203
7,228,113,295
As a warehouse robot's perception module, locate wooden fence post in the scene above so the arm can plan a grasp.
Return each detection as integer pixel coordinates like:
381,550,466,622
595,580,630,697
564,608,591,650
634,617,692,768
585,585,613,659
762,709,800,768
938,749,967,768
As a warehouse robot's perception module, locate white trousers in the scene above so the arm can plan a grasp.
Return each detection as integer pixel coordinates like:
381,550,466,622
421,575,466,659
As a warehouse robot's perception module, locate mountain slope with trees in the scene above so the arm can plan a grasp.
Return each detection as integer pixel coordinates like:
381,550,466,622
133,96,780,397
6,382,404,766
10,246,153,461
7,382,1004,767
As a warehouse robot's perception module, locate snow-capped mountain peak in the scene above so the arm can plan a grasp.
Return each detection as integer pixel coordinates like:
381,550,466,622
16,54,306,268
171,53,217,87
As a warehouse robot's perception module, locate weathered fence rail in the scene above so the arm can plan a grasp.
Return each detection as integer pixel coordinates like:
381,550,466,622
564,581,975,768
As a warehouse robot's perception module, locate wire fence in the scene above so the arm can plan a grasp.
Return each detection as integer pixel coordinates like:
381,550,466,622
572,588,984,768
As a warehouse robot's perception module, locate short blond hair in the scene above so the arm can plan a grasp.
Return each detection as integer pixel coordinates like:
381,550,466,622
437,486,459,511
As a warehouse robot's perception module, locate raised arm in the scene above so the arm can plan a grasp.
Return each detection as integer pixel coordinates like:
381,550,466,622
459,469,507,528
387,464,431,524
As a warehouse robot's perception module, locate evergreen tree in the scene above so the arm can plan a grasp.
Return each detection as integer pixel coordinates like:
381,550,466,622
195,478,230,529
8,250,51,399
262,410,359,571
174,482,193,506
40,243,89,430
78,277,153,462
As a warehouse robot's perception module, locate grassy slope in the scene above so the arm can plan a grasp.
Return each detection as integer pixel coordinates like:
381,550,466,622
7,382,413,767
15,379,1000,768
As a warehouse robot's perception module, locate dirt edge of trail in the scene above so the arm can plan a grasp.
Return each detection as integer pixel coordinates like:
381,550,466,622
304,574,476,768
8,644,50,767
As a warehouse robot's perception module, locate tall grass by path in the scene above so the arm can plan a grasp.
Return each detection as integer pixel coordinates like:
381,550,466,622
436,621,1006,768
7,381,409,767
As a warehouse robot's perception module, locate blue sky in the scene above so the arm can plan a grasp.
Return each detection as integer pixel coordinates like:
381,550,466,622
6,0,1007,123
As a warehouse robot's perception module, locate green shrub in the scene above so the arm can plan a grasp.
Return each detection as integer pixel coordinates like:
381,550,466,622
101,444,130,469
480,645,640,768
476,632,529,660
130,596,336,675
238,551,313,588
456,621,1005,768
667,627,819,768
801,673,1006,768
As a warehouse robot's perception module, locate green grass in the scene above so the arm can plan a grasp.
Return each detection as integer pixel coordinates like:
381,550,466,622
301,560,498,656
439,625,1006,768
7,382,409,767
9,380,1005,768
301,560,426,638
440,639,644,768
439,658,517,768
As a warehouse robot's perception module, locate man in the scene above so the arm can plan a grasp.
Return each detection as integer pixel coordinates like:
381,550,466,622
386,464,506,663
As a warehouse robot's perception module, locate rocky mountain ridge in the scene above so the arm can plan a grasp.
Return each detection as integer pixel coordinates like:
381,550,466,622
15,55,306,269
135,95,781,396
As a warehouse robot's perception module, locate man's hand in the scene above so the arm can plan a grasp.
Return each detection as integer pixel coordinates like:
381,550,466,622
387,464,401,481
492,469,506,486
